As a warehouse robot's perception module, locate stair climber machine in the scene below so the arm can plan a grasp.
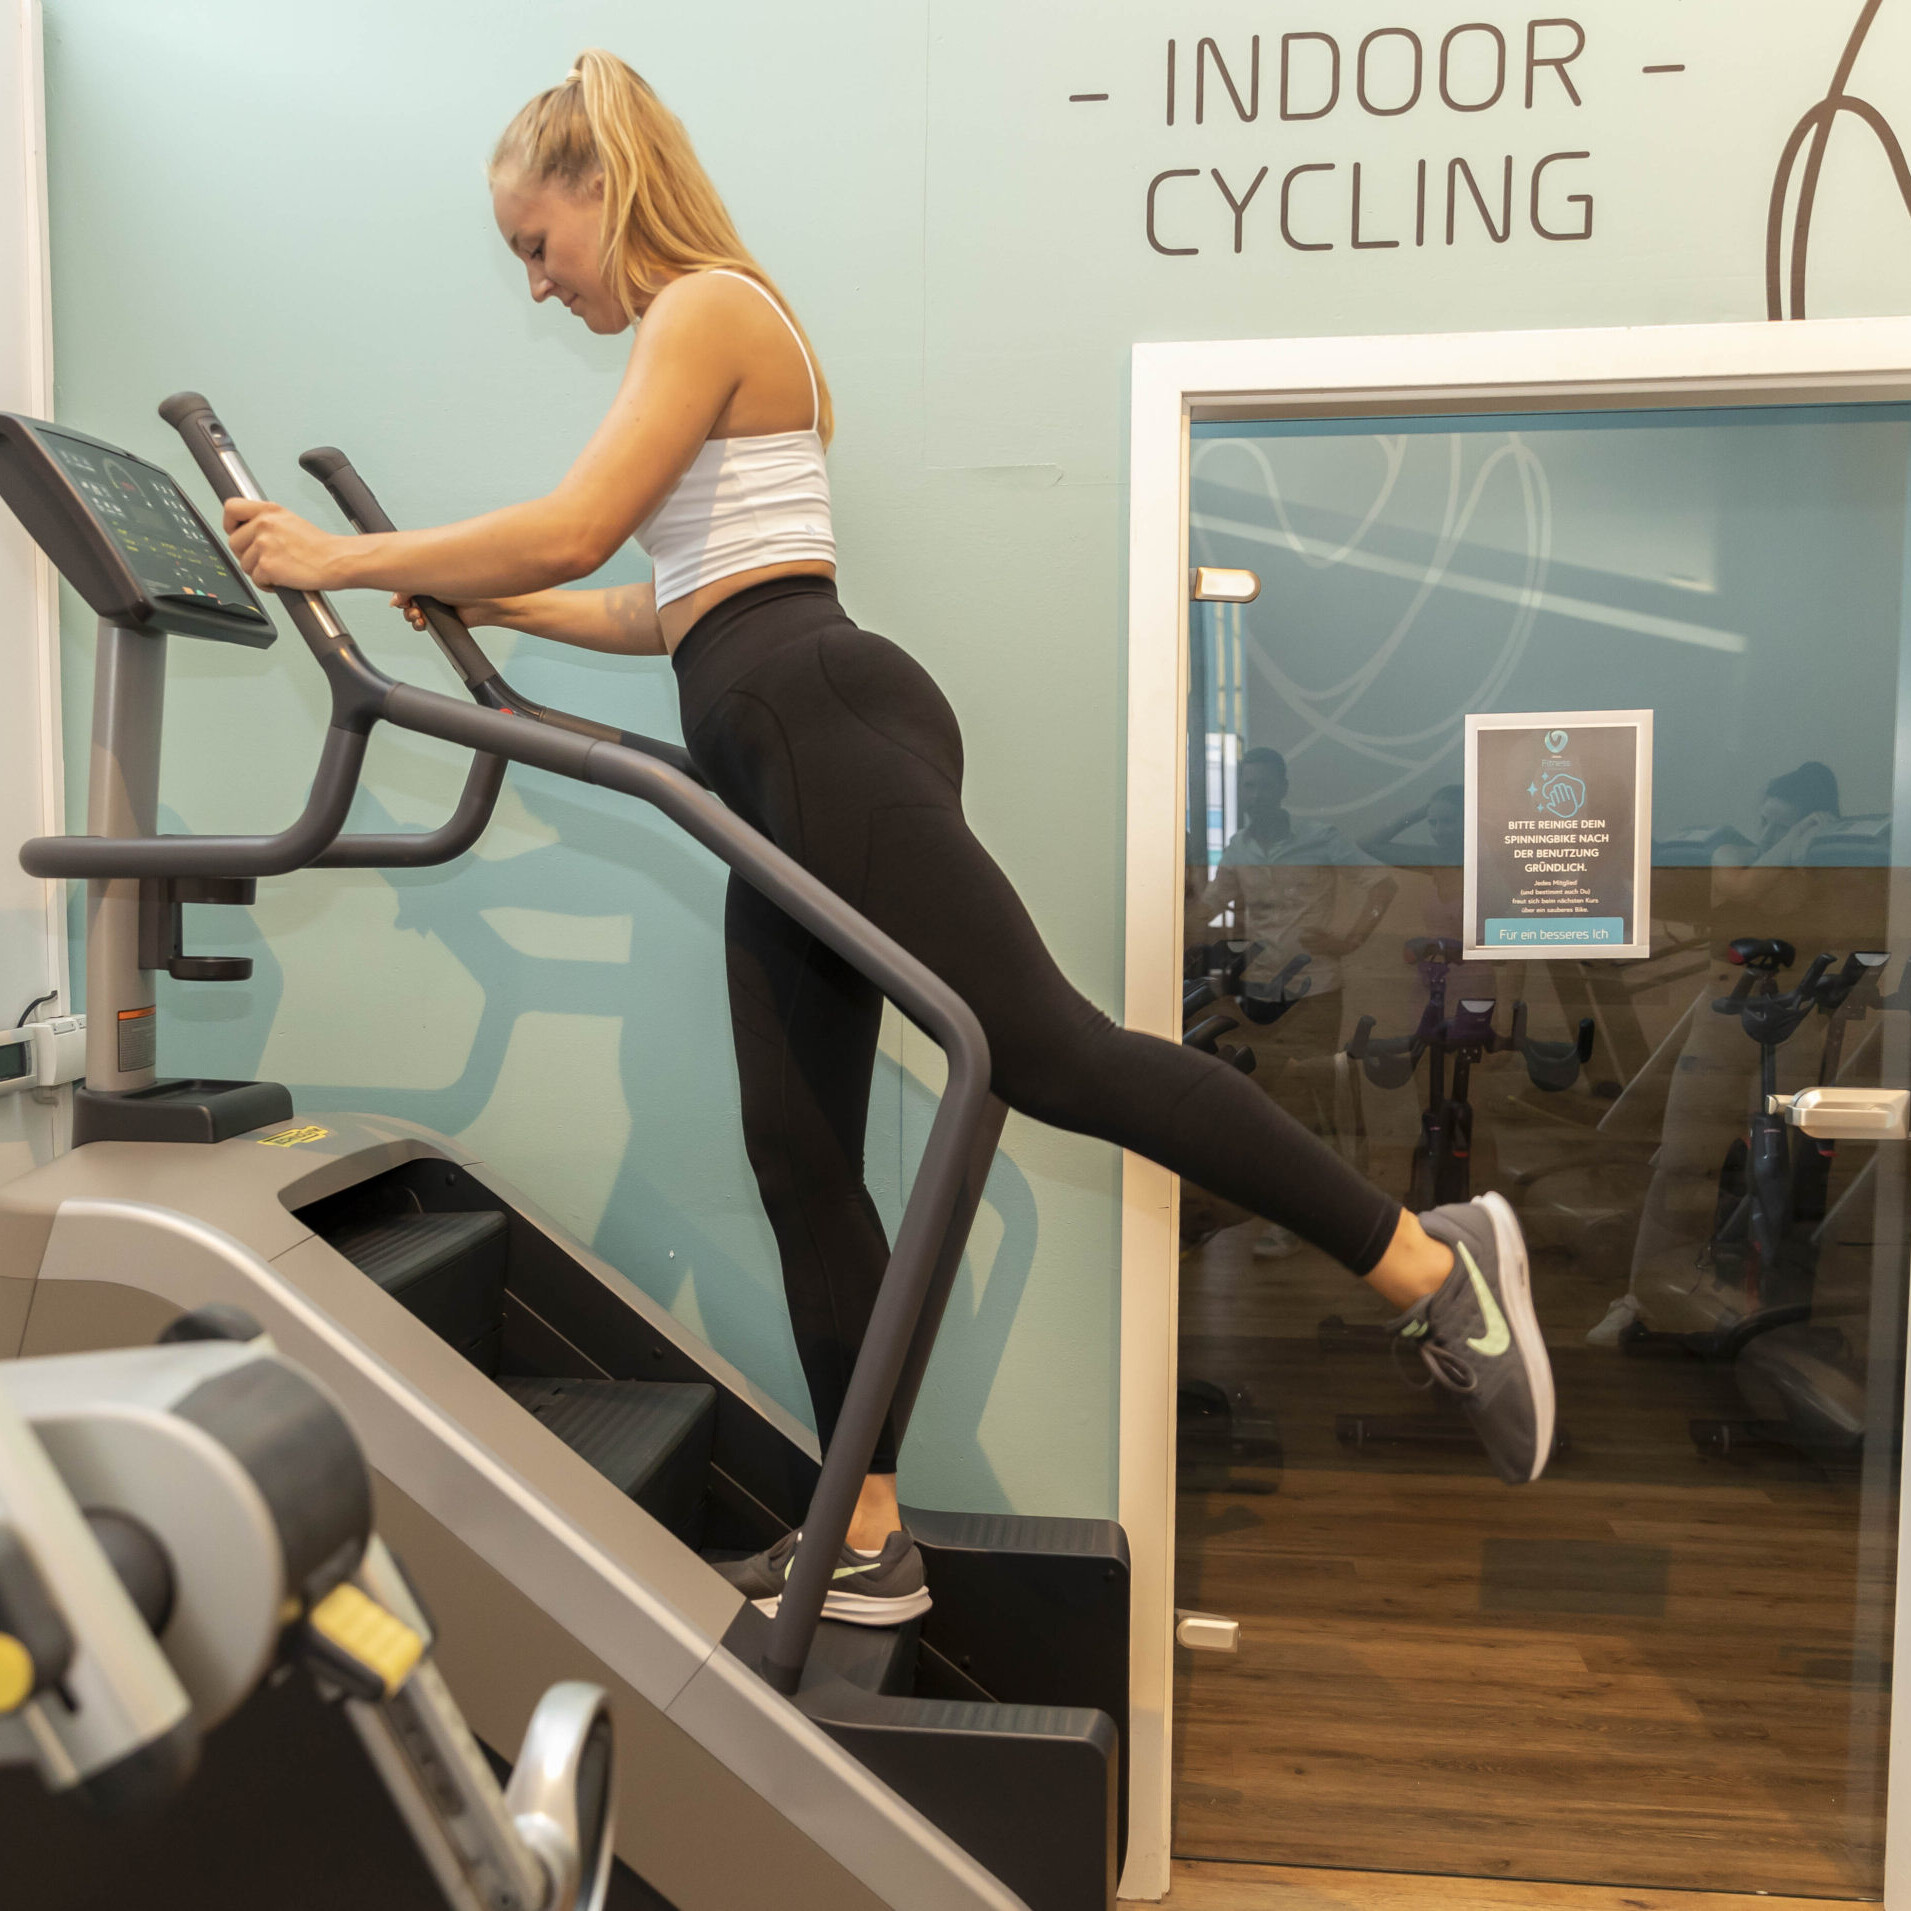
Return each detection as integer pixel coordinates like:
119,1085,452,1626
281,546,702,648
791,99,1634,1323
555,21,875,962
1323,939,1588,1458
1,1307,616,1911
0,400,1129,1911
1619,939,1904,1462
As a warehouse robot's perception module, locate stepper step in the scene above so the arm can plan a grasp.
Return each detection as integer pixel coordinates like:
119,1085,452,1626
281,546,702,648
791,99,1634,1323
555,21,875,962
326,1209,508,1371
721,1586,1119,1911
798,1682,1117,1911
500,1375,716,1539
804,1614,920,1697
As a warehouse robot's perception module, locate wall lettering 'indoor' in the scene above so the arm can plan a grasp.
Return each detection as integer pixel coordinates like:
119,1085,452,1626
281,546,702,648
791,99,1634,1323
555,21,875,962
1133,18,1605,257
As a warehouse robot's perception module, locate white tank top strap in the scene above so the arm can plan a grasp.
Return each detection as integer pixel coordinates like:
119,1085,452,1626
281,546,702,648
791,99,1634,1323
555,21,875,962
635,270,835,608
707,268,819,432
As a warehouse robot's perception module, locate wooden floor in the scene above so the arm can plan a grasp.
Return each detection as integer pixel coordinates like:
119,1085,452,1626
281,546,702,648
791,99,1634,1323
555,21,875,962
1172,1211,1895,1898
1126,1859,1867,1910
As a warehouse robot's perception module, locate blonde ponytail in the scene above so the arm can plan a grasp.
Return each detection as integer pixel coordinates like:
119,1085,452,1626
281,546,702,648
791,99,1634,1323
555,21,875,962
492,50,834,442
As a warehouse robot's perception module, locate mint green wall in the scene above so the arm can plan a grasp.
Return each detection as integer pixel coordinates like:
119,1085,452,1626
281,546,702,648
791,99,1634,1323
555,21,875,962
41,1,1911,1516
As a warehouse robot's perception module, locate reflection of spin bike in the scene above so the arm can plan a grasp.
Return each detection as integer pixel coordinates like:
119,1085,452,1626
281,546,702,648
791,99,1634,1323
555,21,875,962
1325,938,1589,1458
1182,941,1315,1074
1344,938,1593,1210
1175,941,1313,1491
1624,939,1889,1391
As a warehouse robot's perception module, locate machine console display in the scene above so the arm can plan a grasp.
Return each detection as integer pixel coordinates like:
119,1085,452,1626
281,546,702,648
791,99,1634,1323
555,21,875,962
0,415,273,646
42,428,256,619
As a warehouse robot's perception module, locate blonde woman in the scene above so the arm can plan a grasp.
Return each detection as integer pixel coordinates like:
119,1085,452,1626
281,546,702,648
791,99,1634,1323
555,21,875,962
222,51,1555,1624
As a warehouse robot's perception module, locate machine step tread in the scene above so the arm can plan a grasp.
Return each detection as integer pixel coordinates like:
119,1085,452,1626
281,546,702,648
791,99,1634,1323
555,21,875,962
500,1375,716,1508
800,1685,1117,1743
328,1209,507,1291
718,1589,922,1696
902,1505,1129,1565
805,1615,919,1696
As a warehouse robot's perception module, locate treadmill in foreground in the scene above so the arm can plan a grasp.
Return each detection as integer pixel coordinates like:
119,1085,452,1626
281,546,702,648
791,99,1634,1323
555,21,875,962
0,398,1128,1911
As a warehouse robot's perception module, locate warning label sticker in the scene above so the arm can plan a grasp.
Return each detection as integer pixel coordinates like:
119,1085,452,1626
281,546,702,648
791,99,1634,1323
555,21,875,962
257,1125,332,1148
116,1004,157,1075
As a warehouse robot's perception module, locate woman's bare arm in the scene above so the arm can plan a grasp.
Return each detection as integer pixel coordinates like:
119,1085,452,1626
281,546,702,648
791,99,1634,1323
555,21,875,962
405,583,665,657
223,274,745,597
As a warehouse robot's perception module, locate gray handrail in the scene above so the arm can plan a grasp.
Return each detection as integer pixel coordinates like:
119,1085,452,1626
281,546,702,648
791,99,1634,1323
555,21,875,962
16,393,997,1696
381,684,995,1694
21,728,370,878
298,445,705,789
311,751,508,869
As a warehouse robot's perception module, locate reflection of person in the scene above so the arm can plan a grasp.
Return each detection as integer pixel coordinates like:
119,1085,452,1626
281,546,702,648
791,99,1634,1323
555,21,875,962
1195,749,1397,1256
1365,783,1467,868
1196,749,1397,1003
1365,784,1495,1016
1711,761,1841,873
219,51,1561,1616
1588,759,1845,1348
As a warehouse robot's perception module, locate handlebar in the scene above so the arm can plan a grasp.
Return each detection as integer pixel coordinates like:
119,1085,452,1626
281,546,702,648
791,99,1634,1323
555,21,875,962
310,753,509,870
1348,996,1594,1096
296,445,505,695
21,730,372,878
157,392,390,719
298,446,704,788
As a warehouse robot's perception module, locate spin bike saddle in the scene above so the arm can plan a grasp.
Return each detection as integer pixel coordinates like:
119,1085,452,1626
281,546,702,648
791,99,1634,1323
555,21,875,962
1726,936,1796,972
1405,936,1463,966
1715,950,1836,1044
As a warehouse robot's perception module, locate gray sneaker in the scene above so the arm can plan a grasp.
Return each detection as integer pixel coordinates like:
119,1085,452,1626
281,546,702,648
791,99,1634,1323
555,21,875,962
716,1529,932,1626
1392,1191,1556,1484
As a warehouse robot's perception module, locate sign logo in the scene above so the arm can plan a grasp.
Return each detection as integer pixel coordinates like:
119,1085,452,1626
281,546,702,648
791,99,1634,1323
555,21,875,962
1545,730,1570,754
1536,770,1587,819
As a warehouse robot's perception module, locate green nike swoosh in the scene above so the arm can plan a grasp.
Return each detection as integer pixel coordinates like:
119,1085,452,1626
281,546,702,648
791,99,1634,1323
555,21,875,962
1459,1242,1511,1358
782,1556,884,1582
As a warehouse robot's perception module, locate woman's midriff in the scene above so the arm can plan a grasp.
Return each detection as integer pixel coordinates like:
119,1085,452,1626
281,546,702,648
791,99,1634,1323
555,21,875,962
660,559,837,654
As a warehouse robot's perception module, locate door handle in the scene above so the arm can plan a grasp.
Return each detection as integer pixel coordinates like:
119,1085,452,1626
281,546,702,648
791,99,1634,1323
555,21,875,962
1191,567,1260,603
1175,1609,1241,1653
1767,1087,1911,1140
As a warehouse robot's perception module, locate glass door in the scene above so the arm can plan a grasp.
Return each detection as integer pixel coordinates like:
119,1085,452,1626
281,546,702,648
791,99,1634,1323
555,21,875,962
1173,401,1911,1896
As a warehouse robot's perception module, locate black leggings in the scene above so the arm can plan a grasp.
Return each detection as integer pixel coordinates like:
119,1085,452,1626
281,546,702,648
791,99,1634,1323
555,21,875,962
674,578,1400,1472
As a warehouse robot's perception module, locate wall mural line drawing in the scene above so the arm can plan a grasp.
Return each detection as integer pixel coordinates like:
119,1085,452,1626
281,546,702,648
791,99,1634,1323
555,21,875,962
1768,0,1911,320
1190,429,1553,815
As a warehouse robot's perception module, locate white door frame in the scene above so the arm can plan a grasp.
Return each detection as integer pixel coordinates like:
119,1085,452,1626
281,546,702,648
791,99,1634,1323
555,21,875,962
1119,315,1911,1901
0,0,61,1027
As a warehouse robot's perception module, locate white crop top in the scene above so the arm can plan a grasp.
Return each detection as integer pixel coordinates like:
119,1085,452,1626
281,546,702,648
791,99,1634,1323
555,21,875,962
635,271,835,609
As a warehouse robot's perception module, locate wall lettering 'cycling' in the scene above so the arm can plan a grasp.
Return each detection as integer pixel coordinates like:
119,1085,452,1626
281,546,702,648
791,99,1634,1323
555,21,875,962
1131,19,1602,258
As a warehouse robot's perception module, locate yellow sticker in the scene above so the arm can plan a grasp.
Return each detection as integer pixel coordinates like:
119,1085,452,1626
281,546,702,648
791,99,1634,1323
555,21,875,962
0,1632,34,1713
306,1583,423,1698
257,1125,332,1148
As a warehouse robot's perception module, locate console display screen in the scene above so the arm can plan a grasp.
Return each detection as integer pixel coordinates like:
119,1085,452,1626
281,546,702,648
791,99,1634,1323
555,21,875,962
39,426,262,622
